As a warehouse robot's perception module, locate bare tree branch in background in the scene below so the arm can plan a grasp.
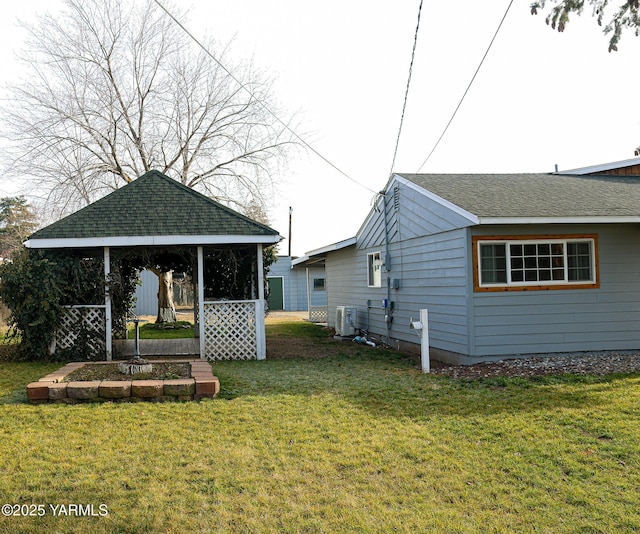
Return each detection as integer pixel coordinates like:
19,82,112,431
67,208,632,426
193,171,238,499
1,0,296,219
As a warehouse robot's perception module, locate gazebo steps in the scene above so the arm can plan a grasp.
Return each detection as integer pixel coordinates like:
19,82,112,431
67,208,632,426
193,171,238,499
114,338,199,359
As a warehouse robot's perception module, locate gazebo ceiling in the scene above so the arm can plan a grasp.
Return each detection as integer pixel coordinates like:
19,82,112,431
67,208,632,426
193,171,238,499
25,170,282,249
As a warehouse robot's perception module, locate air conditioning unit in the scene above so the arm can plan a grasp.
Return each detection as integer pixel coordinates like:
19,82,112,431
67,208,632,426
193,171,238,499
335,306,357,336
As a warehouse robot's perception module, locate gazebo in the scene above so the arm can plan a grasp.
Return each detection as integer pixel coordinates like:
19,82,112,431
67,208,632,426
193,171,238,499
24,170,282,361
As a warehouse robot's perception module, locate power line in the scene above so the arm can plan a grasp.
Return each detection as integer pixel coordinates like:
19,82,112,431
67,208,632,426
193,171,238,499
417,0,515,172
389,0,424,176
152,0,378,195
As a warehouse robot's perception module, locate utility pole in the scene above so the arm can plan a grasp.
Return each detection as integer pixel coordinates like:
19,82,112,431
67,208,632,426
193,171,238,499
288,206,293,257
289,206,293,257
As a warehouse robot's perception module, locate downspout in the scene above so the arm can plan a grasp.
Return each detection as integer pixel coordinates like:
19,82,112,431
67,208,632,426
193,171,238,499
381,189,392,344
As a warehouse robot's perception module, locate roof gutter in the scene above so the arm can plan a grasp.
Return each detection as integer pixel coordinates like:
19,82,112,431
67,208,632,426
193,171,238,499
478,216,640,225
24,234,283,249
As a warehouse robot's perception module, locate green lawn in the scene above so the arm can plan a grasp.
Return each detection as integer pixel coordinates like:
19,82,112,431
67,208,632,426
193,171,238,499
1,323,639,533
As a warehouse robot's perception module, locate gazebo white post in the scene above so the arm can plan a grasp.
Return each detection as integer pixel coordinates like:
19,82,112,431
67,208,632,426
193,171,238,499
256,243,266,360
197,246,206,360
306,267,312,321
104,246,112,361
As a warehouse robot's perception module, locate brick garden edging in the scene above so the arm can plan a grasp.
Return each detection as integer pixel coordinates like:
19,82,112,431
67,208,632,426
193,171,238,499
27,360,220,404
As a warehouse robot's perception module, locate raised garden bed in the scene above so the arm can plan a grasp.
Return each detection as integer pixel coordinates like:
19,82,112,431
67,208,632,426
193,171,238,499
64,361,191,381
26,360,219,404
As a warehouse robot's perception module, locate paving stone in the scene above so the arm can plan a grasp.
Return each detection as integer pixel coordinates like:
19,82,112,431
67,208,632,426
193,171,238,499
131,380,164,398
66,381,101,400
27,382,50,401
195,378,219,396
99,381,132,399
48,383,68,400
191,373,214,381
163,379,195,396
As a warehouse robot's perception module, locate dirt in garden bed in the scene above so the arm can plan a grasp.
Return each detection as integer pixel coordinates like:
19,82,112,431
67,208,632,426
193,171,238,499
63,362,191,382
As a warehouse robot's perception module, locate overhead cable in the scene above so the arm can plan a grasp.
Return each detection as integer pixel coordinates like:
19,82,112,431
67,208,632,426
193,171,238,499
389,0,424,176
417,0,515,172
152,0,378,194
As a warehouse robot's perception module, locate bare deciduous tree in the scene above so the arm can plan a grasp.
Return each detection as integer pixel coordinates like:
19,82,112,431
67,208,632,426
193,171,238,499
2,0,294,217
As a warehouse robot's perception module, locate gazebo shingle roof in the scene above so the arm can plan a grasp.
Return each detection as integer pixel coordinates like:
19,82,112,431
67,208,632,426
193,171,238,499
28,170,280,245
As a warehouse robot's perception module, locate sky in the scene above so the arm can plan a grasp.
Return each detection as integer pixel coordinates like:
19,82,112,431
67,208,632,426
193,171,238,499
1,1,640,256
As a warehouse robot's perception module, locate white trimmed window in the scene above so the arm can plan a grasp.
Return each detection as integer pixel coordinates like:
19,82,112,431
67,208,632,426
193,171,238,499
477,237,597,289
367,252,382,287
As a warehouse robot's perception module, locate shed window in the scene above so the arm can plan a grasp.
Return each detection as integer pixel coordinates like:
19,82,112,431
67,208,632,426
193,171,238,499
475,236,598,291
367,252,382,287
313,278,325,291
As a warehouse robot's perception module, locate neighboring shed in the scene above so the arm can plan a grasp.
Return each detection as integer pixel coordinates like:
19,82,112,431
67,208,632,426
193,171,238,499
133,269,193,316
25,170,281,361
266,255,327,318
307,158,640,364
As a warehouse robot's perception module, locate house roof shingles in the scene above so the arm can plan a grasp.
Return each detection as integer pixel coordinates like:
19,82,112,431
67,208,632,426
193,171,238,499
29,170,280,243
397,173,640,219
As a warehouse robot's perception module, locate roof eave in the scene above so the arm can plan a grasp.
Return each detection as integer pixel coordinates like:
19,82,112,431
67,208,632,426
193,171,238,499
303,237,357,258
478,216,640,225
24,234,283,249
559,156,640,175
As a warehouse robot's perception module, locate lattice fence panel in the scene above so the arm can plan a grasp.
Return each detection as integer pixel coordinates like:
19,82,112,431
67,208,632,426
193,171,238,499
56,306,106,355
309,306,328,323
203,301,258,361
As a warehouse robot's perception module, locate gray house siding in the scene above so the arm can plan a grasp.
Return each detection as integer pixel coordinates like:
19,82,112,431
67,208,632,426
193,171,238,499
470,223,640,358
268,256,326,311
326,178,473,355
134,269,159,316
306,267,328,307
325,245,363,326
386,229,470,355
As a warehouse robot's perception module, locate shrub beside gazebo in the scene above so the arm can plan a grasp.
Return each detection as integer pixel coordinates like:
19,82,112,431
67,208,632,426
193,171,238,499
12,171,281,361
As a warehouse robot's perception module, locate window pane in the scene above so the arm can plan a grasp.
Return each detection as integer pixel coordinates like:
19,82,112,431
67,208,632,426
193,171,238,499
368,253,382,287
567,241,592,281
480,244,506,284
539,270,552,281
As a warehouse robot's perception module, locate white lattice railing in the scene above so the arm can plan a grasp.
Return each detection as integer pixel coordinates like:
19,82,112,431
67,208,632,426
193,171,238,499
309,306,328,323
52,305,106,355
202,300,263,361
